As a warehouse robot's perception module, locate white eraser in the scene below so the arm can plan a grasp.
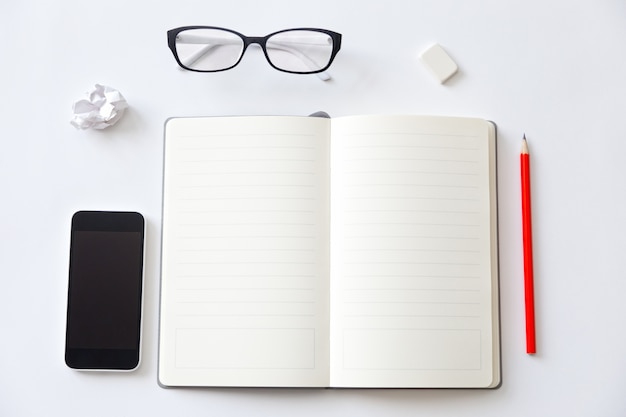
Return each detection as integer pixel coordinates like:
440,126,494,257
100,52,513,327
419,43,458,84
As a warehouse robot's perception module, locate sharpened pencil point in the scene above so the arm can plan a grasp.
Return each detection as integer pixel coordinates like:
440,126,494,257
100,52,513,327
521,135,529,154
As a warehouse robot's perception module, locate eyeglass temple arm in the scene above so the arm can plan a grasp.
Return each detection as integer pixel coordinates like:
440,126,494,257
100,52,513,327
176,34,332,81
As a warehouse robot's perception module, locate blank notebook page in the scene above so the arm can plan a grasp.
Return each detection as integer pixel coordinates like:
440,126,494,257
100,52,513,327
159,116,331,387
329,115,498,388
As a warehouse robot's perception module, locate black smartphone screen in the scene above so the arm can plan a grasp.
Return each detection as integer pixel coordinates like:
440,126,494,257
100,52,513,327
65,211,145,370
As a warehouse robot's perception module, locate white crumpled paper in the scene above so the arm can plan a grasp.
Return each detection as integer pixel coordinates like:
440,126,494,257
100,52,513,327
70,84,128,130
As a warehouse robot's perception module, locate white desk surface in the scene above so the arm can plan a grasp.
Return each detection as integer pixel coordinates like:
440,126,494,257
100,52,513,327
2,1,626,415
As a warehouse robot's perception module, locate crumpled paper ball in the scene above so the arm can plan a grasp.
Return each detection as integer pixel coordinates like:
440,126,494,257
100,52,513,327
70,84,128,130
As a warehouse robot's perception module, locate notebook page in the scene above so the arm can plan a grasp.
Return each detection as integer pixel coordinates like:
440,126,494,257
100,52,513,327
329,115,498,388
159,116,331,387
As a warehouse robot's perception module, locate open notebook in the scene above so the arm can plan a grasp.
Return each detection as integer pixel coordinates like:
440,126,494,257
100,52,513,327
158,114,500,388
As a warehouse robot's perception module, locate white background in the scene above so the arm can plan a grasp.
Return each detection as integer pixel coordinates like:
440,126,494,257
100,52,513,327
2,1,626,415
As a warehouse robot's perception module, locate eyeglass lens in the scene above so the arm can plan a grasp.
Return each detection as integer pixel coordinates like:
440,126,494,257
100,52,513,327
175,29,245,71
265,30,334,73
174,28,335,73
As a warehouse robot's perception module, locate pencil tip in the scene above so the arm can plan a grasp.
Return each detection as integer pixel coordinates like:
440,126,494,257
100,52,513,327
521,136,529,154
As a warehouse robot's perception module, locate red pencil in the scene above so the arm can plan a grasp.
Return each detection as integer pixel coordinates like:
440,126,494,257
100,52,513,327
521,135,536,354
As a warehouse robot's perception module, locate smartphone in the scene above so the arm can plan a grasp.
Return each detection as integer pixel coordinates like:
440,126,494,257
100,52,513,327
65,211,145,371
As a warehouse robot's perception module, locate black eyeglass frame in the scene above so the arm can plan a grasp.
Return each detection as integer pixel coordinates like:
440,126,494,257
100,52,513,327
167,26,342,74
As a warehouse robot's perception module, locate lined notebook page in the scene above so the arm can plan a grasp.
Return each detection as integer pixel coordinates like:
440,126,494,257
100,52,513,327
329,115,498,388
159,116,331,387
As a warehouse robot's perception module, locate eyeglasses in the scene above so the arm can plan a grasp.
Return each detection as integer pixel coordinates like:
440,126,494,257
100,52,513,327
167,26,342,81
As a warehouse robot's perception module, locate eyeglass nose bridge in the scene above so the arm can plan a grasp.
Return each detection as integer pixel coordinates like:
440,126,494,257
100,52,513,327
244,36,267,46
240,36,270,62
